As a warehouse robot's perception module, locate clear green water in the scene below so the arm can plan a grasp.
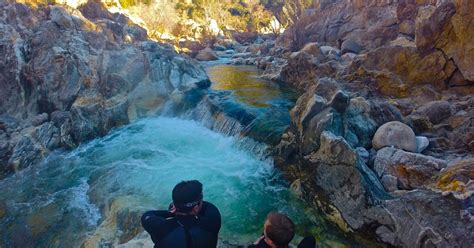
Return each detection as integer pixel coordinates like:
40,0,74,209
205,65,298,144
0,117,347,247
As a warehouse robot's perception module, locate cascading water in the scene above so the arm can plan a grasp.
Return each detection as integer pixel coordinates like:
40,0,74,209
0,64,351,247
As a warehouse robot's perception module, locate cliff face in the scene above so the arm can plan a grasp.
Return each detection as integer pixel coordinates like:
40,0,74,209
265,0,474,246
277,0,473,84
0,1,209,178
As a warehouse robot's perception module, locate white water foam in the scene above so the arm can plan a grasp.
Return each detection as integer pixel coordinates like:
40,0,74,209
68,178,101,226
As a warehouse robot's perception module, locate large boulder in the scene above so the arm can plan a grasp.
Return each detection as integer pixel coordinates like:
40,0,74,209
341,39,362,54
372,121,417,152
374,147,447,191
195,47,218,61
411,100,452,125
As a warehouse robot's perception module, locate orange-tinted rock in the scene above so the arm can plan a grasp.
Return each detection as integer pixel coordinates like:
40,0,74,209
435,0,474,81
195,47,218,61
374,147,447,191
362,46,448,96
432,158,474,200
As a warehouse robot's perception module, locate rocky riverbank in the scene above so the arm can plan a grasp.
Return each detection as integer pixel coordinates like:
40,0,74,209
1,0,473,247
0,1,210,179
216,0,474,247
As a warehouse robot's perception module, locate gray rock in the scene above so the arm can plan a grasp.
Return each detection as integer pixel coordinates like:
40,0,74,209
319,46,340,56
51,111,72,127
8,136,42,172
381,174,398,192
341,39,362,54
412,100,452,125
356,147,370,163
329,90,350,113
345,97,378,148
374,147,447,190
31,113,49,126
0,139,12,178
34,122,60,150
341,52,357,62
213,44,226,51
0,2,210,177
372,121,417,152
50,6,74,29
309,131,357,165
415,136,429,153
290,179,304,197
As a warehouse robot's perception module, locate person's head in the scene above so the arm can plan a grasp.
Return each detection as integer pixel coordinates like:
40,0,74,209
172,180,203,215
263,212,295,248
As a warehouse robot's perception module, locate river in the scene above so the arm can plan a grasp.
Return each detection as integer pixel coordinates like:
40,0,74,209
0,64,351,247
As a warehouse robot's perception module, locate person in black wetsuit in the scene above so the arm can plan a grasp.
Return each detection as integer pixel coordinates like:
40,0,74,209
141,180,221,248
249,212,316,248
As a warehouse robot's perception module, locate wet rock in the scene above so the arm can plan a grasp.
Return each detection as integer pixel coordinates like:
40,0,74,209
81,196,144,247
26,202,63,237
33,122,60,151
415,136,429,153
196,47,218,61
372,121,417,152
290,179,304,197
116,232,153,248
345,97,380,148
374,147,447,191
0,201,6,219
341,39,362,54
8,136,42,172
0,139,12,178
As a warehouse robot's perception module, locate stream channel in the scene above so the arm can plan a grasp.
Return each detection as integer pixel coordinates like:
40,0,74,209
0,63,354,247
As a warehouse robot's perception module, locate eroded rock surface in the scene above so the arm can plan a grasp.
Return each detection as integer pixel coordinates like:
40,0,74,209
0,1,210,178
268,0,473,246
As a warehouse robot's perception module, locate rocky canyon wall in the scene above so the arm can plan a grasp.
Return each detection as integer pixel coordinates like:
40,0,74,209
261,0,474,246
0,0,210,178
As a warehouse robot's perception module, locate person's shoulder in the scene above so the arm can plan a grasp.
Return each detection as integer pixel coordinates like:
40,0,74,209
203,201,221,215
203,201,219,210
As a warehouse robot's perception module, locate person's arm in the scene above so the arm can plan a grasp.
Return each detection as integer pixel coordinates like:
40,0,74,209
141,210,173,234
247,235,267,248
197,201,222,232
297,236,316,248
148,210,174,218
